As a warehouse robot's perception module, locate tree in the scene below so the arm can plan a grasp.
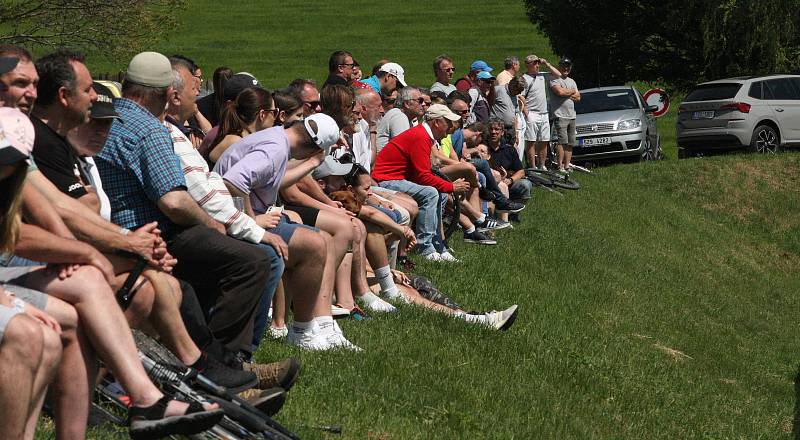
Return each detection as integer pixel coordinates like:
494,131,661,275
524,0,800,89
0,0,186,60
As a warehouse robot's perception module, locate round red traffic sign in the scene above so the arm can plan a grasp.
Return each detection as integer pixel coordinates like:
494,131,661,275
643,88,670,118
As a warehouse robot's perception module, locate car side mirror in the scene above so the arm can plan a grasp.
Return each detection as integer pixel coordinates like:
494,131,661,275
645,105,658,113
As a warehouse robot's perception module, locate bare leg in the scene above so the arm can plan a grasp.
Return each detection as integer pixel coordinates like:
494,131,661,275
535,141,548,168
556,144,565,169
525,140,536,168
24,323,61,440
271,281,286,328
0,314,54,440
349,220,371,298
143,271,202,365
284,228,330,321
563,145,573,168
496,182,510,222
334,253,355,309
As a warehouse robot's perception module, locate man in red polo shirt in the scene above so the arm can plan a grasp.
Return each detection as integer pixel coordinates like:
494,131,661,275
372,104,469,261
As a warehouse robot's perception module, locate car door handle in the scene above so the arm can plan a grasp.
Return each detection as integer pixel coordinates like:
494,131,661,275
775,108,784,112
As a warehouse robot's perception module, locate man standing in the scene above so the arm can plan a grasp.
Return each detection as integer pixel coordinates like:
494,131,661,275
430,55,456,96
95,51,270,356
468,70,494,124
495,56,520,86
323,50,355,89
372,104,470,261
491,75,527,128
522,54,561,169
549,58,580,171
455,59,492,92
376,86,425,152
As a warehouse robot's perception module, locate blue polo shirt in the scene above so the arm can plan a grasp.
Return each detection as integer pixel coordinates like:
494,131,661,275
95,98,187,232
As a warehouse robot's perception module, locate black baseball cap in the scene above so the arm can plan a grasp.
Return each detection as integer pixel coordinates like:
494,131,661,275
91,82,120,119
223,73,263,101
559,58,573,66
0,57,19,76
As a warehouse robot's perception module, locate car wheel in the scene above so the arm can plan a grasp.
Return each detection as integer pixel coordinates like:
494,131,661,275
640,135,656,161
750,125,780,154
678,147,694,159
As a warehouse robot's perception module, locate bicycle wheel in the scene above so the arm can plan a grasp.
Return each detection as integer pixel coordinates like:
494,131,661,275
442,194,461,241
552,177,580,190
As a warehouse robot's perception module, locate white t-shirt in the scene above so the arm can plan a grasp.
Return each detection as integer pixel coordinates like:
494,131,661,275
79,157,112,221
430,82,456,96
523,72,549,114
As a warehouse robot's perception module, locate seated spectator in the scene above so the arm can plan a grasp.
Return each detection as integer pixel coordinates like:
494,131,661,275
359,62,406,98
198,72,264,158
486,118,533,202
214,112,362,350
372,104,470,261
323,50,355,88
95,51,271,359
206,86,276,165
430,54,457,96
352,88,383,171
0,103,63,440
196,66,233,127
287,78,321,117
376,86,424,152
272,88,304,126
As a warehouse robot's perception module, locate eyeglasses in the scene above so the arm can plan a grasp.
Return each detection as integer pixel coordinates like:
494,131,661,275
453,109,469,115
416,97,431,106
304,100,321,108
339,63,355,68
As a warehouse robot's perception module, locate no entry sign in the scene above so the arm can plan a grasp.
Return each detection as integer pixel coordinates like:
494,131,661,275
643,88,670,118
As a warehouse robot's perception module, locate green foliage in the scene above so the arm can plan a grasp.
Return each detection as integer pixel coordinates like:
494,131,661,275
524,0,800,89
0,0,187,60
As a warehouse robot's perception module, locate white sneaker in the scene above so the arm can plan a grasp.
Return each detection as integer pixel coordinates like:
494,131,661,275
287,320,362,351
361,292,397,312
439,251,461,263
422,251,443,262
266,325,288,339
483,305,519,330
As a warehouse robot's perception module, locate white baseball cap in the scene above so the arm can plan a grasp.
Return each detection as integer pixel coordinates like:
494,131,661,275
304,113,340,155
379,62,407,87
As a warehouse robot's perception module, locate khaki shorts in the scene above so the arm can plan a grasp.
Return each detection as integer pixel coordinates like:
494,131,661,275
554,117,577,146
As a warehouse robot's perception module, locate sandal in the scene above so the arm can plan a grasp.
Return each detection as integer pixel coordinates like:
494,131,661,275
128,395,224,440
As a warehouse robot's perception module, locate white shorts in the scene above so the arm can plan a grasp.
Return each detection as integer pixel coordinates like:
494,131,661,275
525,112,550,142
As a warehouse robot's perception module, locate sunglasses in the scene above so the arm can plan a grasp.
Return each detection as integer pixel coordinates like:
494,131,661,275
442,67,456,72
416,97,431,105
454,109,469,115
304,100,321,108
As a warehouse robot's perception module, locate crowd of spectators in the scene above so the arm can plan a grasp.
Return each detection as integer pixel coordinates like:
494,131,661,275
0,45,583,438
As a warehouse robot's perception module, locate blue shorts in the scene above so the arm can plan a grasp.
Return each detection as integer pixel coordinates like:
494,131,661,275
373,204,402,224
269,214,318,243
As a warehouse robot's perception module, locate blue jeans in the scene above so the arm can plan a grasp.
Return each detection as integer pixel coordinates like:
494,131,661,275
251,243,285,352
379,180,447,255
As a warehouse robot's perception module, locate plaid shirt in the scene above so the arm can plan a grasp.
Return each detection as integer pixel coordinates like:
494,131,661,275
95,98,186,232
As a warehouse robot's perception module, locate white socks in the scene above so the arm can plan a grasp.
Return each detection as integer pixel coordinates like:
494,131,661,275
476,214,486,224
456,311,487,325
375,265,400,299
465,226,476,234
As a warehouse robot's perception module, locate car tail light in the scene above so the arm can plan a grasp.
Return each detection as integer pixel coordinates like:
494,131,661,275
720,102,751,113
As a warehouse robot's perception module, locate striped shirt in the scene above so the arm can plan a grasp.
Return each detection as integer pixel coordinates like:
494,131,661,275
165,120,265,244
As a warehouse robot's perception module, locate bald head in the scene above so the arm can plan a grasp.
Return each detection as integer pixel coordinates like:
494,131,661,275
355,87,383,123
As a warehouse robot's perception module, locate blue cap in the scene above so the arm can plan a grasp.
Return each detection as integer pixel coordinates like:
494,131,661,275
470,60,493,73
476,71,495,80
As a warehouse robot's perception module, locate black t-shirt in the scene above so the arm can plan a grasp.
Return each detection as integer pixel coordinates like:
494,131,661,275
197,93,220,127
31,117,90,199
489,141,524,174
323,74,348,89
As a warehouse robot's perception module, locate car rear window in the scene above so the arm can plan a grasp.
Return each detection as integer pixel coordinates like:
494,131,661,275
684,83,742,101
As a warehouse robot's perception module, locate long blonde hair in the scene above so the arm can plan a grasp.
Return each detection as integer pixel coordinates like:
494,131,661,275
0,164,28,254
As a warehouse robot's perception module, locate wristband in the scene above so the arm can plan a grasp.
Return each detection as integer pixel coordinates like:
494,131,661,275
120,227,131,235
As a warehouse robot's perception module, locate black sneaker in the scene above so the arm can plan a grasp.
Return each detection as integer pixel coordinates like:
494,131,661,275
463,230,497,245
195,353,258,393
476,217,511,232
495,200,526,213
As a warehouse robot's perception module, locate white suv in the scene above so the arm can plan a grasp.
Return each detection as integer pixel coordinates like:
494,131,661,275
676,75,800,157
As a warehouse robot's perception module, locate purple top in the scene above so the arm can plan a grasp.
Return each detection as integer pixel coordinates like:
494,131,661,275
213,126,290,214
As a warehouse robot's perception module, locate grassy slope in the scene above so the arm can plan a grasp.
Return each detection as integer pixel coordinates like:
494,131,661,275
255,153,799,439
58,1,800,438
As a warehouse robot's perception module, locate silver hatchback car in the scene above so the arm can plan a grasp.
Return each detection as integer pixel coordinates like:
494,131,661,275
676,75,800,157
571,86,662,162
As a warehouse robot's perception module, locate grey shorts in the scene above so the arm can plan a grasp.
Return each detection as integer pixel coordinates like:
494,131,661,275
0,283,49,343
554,117,576,147
0,304,22,343
0,266,49,310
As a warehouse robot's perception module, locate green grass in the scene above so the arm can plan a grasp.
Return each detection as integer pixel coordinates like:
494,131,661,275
34,2,800,438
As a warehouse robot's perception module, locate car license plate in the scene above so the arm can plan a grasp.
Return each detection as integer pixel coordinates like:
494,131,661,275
580,137,611,146
691,110,715,119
